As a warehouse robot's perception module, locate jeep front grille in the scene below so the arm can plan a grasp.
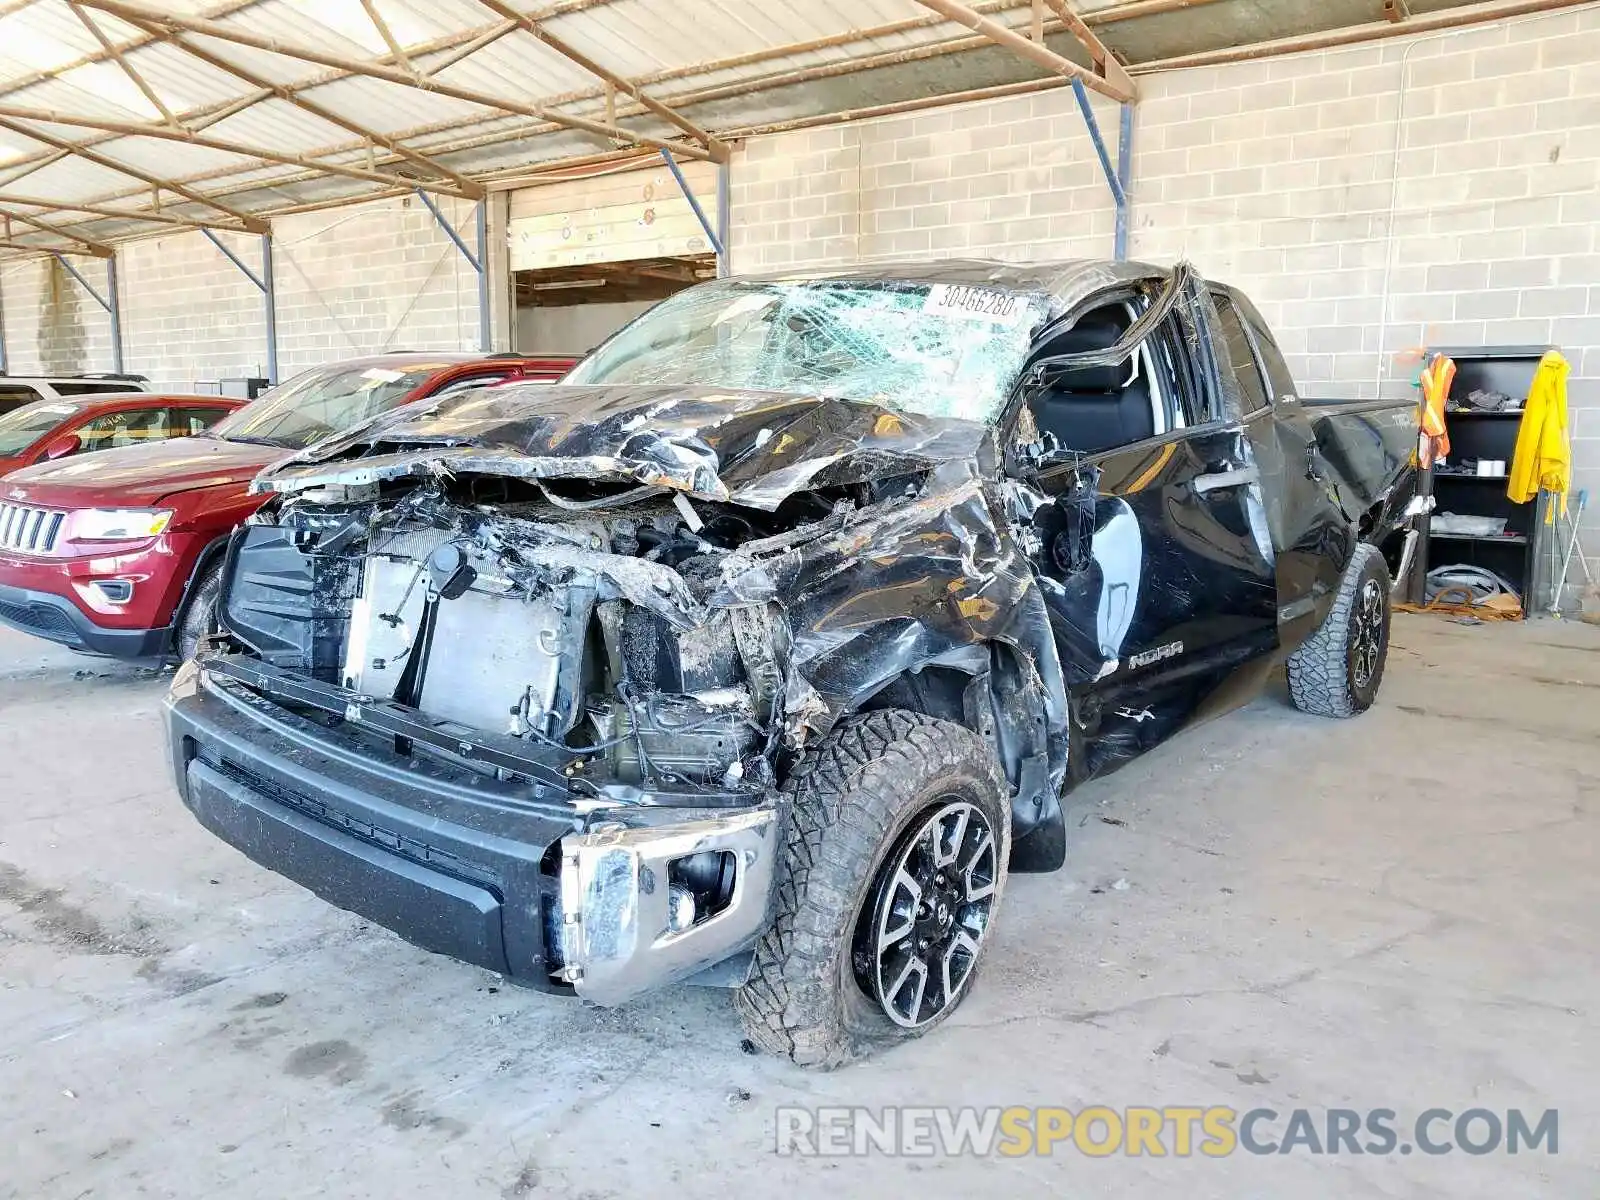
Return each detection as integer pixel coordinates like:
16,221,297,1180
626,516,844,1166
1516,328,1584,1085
0,503,65,553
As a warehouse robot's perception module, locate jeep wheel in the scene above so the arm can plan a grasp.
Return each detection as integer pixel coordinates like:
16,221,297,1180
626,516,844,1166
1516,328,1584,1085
1286,541,1392,718
734,709,1010,1067
176,560,224,663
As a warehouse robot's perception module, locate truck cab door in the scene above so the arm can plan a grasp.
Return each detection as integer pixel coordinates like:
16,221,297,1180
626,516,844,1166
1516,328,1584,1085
1007,281,1278,735
1211,289,1353,646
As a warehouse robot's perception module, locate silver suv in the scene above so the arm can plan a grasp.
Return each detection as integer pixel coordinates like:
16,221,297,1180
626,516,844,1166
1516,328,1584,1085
0,374,149,414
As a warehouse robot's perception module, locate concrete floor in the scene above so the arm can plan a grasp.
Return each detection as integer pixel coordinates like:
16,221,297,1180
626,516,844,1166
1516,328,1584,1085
0,615,1594,1199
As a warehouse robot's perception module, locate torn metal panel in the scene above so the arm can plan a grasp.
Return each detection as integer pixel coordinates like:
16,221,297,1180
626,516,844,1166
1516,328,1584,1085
261,384,996,511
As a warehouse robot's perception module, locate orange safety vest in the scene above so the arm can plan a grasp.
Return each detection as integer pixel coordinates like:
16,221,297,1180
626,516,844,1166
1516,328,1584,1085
1417,353,1454,468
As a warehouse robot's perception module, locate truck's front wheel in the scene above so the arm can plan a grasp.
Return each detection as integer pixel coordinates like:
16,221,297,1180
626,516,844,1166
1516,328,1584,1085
1286,541,1392,717
735,710,1010,1067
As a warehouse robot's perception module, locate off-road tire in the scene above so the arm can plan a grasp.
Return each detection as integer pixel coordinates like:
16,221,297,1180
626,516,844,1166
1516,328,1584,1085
734,709,1010,1068
1286,541,1392,718
175,560,224,662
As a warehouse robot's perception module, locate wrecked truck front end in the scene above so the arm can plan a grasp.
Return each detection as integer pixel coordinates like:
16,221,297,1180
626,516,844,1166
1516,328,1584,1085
166,461,797,1003
166,365,1069,1003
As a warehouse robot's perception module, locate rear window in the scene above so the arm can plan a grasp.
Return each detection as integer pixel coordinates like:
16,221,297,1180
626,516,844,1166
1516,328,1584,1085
52,381,143,397
0,384,44,413
211,363,445,450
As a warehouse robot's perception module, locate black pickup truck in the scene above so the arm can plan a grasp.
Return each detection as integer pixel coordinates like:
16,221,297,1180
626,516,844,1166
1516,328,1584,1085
164,260,1424,1066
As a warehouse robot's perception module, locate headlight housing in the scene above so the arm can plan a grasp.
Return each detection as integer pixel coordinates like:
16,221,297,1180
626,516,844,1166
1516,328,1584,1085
65,507,174,543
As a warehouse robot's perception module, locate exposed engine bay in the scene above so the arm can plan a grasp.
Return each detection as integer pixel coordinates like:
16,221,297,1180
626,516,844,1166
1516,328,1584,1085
216,455,1066,818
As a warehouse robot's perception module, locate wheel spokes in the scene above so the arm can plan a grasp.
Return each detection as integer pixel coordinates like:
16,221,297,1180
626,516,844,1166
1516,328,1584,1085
931,806,969,868
885,952,930,1023
962,830,996,902
941,929,982,1003
878,867,921,950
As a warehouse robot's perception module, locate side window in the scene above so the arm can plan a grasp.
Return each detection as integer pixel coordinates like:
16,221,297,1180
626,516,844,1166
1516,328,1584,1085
0,385,43,414
1021,299,1184,456
1211,294,1271,415
431,372,512,398
177,407,236,434
1240,311,1297,401
74,408,171,452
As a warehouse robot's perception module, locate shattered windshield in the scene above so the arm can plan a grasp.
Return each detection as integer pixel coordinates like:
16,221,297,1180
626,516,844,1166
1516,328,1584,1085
564,279,1050,422
211,363,446,450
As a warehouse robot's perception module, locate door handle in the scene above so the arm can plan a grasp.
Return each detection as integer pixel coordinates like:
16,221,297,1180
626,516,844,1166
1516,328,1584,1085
1193,465,1261,494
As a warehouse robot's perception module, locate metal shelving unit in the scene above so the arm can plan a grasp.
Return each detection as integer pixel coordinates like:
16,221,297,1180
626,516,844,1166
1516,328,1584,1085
1419,345,1557,615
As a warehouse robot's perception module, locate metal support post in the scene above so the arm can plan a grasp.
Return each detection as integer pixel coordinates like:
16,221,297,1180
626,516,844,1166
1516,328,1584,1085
475,200,491,351
660,148,726,262
106,255,123,373
716,160,731,277
262,234,279,384
1069,78,1130,260
417,187,489,351
52,251,123,373
1115,103,1134,261
201,228,279,384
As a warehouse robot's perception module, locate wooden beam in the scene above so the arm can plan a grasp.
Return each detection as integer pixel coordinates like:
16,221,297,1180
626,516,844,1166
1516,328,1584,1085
0,206,115,256
472,0,727,158
0,104,478,199
0,192,251,230
119,16,484,199
0,237,107,256
75,0,716,160
1128,0,1587,70
0,117,269,231
1040,0,1137,99
360,0,417,75
909,0,1134,102
0,0,262,109
423,18,518,76
67,1,183,126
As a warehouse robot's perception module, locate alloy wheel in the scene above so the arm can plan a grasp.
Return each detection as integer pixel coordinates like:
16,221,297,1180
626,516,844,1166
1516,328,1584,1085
854,799,999,1029
1351,577,1386,689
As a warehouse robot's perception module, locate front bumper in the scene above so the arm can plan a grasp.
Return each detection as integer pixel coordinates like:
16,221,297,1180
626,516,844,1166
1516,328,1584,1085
0,531,205,658
165,660,780,1003
0,580,173,656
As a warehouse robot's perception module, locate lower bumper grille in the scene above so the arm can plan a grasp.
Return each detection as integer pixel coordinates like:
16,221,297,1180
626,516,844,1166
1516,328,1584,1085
196,746,502,892
0,597,81,643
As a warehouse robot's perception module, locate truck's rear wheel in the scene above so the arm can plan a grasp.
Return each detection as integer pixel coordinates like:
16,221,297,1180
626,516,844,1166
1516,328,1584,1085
1286,541,1392,717
734,709,1010,1067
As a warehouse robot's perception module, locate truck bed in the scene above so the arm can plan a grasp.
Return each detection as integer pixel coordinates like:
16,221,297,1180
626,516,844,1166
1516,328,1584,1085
1303,395,1422,531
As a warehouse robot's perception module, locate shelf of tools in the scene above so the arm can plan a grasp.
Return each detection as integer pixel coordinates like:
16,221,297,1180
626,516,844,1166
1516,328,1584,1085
1408,345,1564,619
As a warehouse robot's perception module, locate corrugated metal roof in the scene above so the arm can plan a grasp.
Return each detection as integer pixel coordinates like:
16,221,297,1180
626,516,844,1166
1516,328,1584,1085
0,0,1551,256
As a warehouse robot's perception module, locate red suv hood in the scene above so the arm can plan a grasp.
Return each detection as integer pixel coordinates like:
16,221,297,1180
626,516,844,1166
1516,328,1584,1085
0,455,22,478
1,437,278,508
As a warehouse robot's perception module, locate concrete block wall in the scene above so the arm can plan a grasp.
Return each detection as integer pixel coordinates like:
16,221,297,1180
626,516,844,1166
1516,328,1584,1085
0,255,116,378
729,4,1600,594
0,193,483,392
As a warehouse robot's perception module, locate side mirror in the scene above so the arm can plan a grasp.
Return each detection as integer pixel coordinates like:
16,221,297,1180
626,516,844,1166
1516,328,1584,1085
43,433,82,460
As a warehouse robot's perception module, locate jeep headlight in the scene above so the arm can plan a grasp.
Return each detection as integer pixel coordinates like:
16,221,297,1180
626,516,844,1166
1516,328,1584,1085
65,508,174,542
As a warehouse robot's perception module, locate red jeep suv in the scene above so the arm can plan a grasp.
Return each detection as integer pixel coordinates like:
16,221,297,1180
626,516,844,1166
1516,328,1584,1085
0,391,244,477
0,353,575,660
